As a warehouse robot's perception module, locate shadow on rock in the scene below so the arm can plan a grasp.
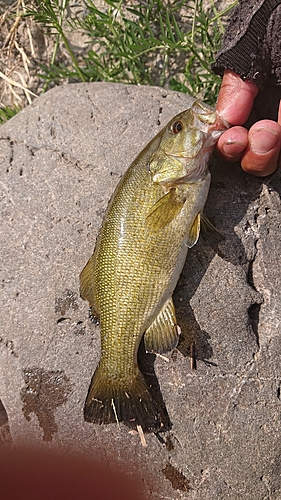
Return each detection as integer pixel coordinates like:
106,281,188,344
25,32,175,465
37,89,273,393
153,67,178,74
173,158,279,364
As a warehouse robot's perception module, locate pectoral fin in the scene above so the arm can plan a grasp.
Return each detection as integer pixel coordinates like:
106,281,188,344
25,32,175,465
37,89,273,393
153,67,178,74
200,213,224,245
186,213,201,248
146,188,185,231
144,297,180,354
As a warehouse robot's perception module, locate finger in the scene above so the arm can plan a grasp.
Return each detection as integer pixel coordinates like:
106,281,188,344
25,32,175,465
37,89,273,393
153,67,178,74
216,70,259,125
215,126,248,162
241,120,281,176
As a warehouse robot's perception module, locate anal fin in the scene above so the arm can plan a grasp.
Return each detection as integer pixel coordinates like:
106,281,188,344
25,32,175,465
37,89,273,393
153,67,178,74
144,297,180,354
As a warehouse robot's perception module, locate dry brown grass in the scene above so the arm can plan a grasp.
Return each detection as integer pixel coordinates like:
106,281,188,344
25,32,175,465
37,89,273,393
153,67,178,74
0,1,41,108
0,0,83,111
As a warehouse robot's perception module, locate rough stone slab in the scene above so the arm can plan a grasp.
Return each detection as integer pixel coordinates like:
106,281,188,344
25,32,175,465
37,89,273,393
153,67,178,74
0,82,281,499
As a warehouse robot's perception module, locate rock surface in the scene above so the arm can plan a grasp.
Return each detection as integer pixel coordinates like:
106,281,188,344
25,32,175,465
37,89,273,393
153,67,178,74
0,82,280,499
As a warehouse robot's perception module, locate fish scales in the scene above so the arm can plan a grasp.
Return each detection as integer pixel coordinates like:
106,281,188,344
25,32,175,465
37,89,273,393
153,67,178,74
80,100,228,431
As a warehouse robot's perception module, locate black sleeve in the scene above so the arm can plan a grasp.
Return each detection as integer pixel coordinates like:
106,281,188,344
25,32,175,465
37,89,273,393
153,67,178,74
212,0,281,121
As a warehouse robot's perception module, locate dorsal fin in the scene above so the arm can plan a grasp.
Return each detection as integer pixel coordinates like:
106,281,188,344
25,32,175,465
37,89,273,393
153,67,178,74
79,255,100,318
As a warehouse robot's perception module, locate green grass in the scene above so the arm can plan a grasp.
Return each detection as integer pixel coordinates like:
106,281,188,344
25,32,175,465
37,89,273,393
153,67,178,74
0,105,22,125
2,0,237,122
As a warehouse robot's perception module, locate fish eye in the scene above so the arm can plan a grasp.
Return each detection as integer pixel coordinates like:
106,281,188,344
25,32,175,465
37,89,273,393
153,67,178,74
171,121,183,134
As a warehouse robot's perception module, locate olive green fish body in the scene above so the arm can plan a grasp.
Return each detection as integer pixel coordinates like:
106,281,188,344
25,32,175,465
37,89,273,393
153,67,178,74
80,101,227,431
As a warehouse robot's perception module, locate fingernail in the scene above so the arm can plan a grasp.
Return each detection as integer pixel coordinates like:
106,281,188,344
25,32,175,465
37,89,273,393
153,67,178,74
222,140,245,159
250,128,279,154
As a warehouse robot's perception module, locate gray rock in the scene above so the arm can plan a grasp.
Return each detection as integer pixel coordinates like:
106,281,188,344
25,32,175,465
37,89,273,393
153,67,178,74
0,82,280,499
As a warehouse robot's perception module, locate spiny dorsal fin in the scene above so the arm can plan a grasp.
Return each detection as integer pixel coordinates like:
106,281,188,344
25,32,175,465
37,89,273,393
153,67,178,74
144,297,180,354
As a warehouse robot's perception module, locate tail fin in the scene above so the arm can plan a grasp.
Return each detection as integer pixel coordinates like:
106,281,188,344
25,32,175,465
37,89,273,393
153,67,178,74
84,366,161,432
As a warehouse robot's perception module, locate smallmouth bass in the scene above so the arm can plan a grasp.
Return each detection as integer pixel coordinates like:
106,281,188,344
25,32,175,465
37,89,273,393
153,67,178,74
80,100,228,432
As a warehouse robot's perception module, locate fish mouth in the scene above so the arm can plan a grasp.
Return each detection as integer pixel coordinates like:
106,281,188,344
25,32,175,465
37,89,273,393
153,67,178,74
208,113,230,138
191,100,230,134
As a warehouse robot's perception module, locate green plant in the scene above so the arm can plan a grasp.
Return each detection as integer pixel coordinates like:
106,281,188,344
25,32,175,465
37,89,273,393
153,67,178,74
25,0,237,104
25,0,87,83
79,0,238,103
0,105,21,124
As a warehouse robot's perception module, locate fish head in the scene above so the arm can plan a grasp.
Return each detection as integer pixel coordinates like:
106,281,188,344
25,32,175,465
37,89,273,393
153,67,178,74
148,100,229,186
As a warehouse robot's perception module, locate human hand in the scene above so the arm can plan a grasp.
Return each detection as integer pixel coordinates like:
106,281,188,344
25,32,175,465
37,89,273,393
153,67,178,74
215,70,281,176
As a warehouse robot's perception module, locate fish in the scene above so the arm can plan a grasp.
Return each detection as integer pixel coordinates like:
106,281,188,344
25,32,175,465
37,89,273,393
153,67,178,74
80,100,228,432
